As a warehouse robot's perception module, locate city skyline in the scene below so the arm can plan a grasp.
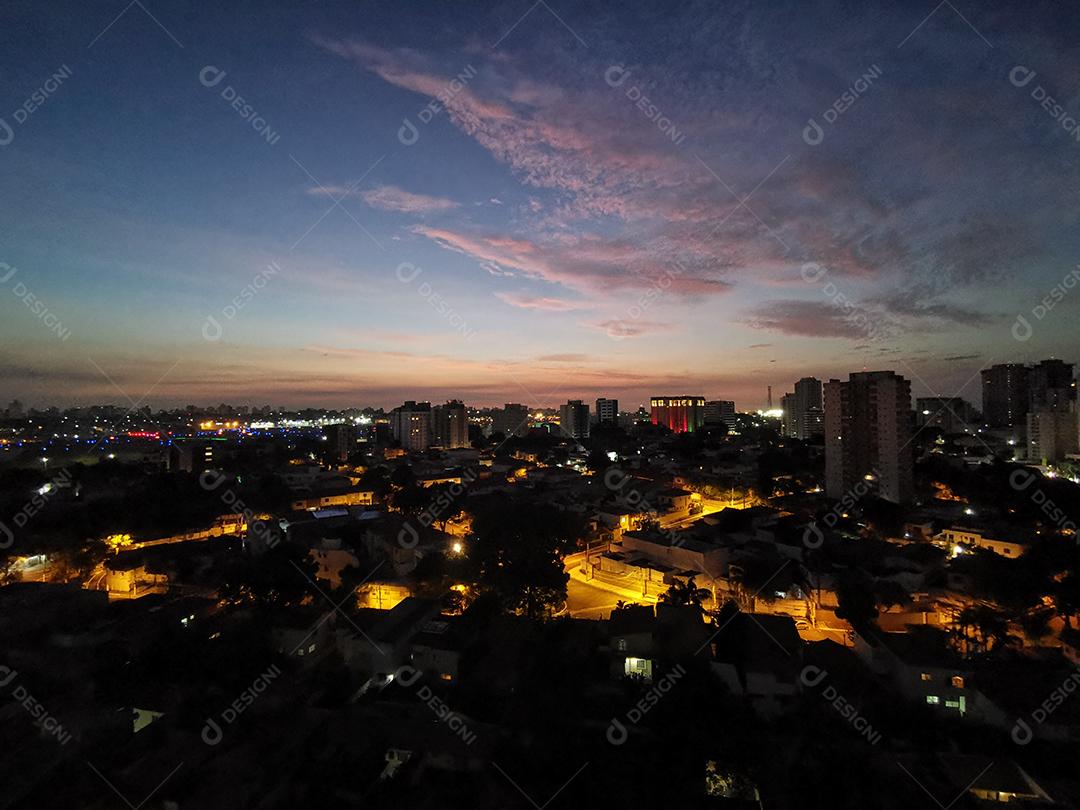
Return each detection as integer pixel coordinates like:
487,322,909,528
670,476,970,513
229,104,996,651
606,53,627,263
3,0,1080,409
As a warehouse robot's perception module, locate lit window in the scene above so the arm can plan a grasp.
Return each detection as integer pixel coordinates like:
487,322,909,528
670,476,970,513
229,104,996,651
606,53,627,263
950,676,964,688
926,696,939,705
920,673,932,681
624,657,653,679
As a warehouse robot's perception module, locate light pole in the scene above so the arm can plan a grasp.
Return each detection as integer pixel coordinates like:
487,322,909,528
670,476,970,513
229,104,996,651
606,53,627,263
41,456,48,472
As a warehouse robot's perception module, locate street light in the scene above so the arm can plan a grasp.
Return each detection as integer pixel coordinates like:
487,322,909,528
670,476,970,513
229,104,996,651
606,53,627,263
41,456,48,471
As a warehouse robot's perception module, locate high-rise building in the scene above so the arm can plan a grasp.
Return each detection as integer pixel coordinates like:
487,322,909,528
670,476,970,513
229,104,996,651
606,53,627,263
981,363,1031,428
559,400,590,439
983,359,1075,430
704,399,738,432
704,400,735,425
595,398,619,425
391,401,432,452
650,396,706,433
1026,406,1079,464
1029,359,1076,412
799,407,824,439
825,371,914,504
794,377,822,419
491,403,530,438
432,400,469,448
779,377,823,439
915,397,980,433
325,423,359,461
168,438,223,473
780,393,797,437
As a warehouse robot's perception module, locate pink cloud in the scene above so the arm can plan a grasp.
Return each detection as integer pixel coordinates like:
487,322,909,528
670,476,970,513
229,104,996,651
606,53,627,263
587,319,673,338
495,292,591,311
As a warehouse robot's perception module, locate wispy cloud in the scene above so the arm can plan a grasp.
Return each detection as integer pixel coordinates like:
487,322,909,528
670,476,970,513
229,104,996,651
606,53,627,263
587,319,673,338
307,183,460,214
496,291,591,311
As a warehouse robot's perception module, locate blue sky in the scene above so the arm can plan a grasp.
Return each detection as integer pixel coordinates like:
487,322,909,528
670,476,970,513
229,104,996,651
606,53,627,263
1,0,1078,409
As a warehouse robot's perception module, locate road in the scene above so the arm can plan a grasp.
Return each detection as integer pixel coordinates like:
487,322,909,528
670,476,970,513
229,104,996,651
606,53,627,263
565,575,631,619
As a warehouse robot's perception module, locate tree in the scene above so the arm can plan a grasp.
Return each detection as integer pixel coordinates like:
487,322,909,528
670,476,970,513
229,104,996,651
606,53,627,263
586,447,612,475
729,554,794,609
221,542,321,607
469,500,586,619
1020,606,1054,643
659,576,710,609
835,571,879,631
955,605,1010,656
1055,572,1080,629
874,580,910,612
0,553,17,587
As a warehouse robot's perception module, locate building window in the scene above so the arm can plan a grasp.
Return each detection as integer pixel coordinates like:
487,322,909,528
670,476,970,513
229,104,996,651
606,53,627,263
950,675,964,688
926,696,939,705
624,657,653,680
920,673,932,681
616,639,627,651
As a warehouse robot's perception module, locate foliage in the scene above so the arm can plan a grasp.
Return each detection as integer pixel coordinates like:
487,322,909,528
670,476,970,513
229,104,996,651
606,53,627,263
469,499,587,619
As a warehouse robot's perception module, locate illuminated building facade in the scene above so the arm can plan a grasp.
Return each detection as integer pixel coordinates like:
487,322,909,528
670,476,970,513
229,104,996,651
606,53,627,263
650,396,705,433
433,400,468,448
391,401,433,452
780,377,823,439
168,438,223,473
595,397,619,425
981,364,1030,428
559,400,590,439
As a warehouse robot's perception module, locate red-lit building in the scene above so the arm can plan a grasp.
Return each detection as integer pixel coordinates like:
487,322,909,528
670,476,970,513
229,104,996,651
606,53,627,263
650,396,706,433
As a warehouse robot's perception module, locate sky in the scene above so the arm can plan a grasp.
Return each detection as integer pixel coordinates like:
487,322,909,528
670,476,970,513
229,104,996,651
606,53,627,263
1,0,1078,411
